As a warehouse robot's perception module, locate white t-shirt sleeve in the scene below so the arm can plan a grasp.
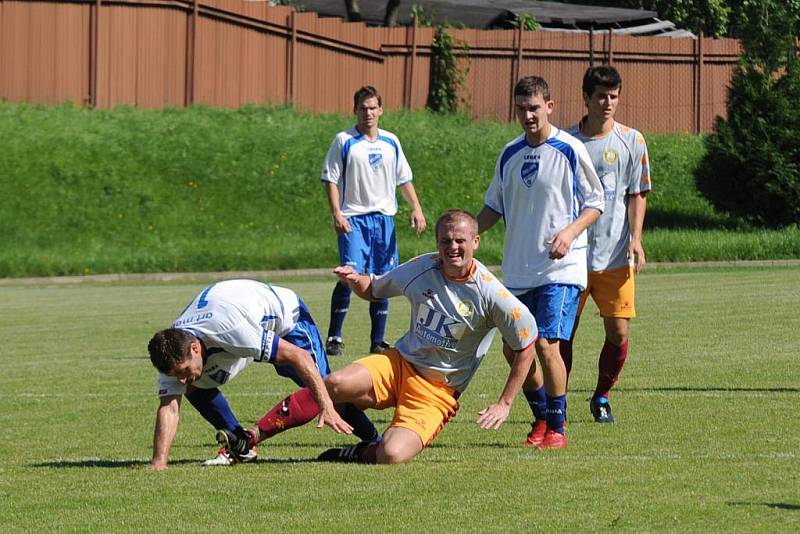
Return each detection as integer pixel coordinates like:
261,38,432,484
213,323,279,363
484,280,538,351
395,139,413,186
575,142,605,213
321,135,343,184
371,255,430,299
628,132,652,195
484,155,505,215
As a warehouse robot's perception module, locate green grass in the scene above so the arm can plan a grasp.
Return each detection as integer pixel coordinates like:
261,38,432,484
1,102,798,278
1,267,798,531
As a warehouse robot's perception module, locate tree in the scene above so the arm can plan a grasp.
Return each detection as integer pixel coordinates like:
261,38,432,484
695,0,800,227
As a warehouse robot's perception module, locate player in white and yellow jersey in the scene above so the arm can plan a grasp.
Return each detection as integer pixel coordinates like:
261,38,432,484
321,86,426,358
478,76,604,449
563,65,652,423
147,280,378,470
219,211,538,464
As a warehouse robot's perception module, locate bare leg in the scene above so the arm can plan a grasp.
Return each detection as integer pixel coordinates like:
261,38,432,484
376,427,424,464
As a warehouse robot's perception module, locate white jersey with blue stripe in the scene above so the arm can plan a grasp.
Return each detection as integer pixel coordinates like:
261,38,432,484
157,280,302,396
566,120,652,271
321,127,412,217
484,128,604,292
371,253,538,393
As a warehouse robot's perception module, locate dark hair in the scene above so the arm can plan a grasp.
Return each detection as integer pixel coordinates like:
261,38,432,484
435,209,478,239
514,76,551,101
148,328,195,374
353,85,382,110
582,66,622,97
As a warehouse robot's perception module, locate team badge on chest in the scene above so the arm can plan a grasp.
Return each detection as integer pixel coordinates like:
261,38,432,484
520,160,539,187
369,153,383,170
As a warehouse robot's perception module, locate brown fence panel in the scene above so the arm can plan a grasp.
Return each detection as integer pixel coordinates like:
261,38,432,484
0,1,89,105
0,0,742,133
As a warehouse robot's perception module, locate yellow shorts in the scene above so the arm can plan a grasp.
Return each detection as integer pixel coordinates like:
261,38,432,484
578,266,636,319
354,349,460,447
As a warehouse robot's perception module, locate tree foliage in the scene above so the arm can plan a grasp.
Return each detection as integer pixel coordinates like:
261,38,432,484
695,0,800,227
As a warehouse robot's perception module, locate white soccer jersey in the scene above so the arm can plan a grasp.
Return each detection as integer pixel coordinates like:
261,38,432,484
567,120,652,271
484,128,604,292
371,253,538,393
321,127,412,217
156,280,303,397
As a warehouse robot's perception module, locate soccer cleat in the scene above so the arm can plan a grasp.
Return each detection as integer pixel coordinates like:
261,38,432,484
214,428,257,463
590,398,615,424
317,441,373,463
369,341,390,354
537,429,568,450
326,337,344,356
202,446,257,466
524,419,548,447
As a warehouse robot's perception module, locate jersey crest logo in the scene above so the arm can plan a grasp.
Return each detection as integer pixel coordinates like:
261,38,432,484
520,161,539,187
423,289,435,299
603,148,619,165
369,153,383,170
456,300,473,317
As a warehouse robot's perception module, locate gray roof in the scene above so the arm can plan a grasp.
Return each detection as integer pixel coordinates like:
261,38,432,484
291,0,685,35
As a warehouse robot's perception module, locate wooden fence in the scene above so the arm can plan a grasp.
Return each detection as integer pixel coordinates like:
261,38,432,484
0,0,741,133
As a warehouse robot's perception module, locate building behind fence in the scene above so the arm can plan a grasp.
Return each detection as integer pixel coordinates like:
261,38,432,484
0,0,741,133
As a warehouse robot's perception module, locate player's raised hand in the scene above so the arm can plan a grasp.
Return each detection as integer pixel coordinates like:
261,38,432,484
333,265,358,283
410,209,427,235
477,403,511,430
317,407,354,434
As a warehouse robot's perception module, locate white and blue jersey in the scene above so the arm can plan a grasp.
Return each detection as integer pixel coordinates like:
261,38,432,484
566,120,652,272
157,280,329,397
321,127,412,217
484,128,604,292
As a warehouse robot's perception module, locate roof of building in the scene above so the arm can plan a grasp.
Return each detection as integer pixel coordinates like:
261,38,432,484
292,0,694,37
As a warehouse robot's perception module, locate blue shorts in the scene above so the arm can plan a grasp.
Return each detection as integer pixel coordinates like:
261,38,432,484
516,284,581,341
338,212,398,275
274,299,331,386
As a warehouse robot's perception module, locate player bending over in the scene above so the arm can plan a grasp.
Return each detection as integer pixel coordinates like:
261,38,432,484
147,279,378,470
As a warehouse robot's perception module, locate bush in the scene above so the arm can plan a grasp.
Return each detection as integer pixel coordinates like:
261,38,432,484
696,0,800,227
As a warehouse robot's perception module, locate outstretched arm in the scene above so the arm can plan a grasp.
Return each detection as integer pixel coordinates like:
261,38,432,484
477,343,537,429
627,192,647,274
150,395,182,470
398,182,426,235
333,265,377,301
273,339,353,434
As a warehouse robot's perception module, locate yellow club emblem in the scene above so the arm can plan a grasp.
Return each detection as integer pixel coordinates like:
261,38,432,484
457,300,473,317
603,148,619,165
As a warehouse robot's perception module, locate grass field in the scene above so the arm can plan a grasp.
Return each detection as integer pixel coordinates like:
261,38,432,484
1,266,798,532
2,103,798,277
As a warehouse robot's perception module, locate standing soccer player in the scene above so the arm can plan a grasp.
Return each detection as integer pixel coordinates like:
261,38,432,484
563,65,651,423
477,76,604,449
321,85,426,357
146,279,378,470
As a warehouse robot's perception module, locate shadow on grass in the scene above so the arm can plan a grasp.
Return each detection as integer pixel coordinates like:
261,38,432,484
32,457,318,468
569,386,800,394
645,207,744,230
728,501,800,511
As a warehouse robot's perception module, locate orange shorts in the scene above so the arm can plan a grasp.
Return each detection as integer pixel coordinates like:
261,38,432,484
354,348,460,447
577,266,636,319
